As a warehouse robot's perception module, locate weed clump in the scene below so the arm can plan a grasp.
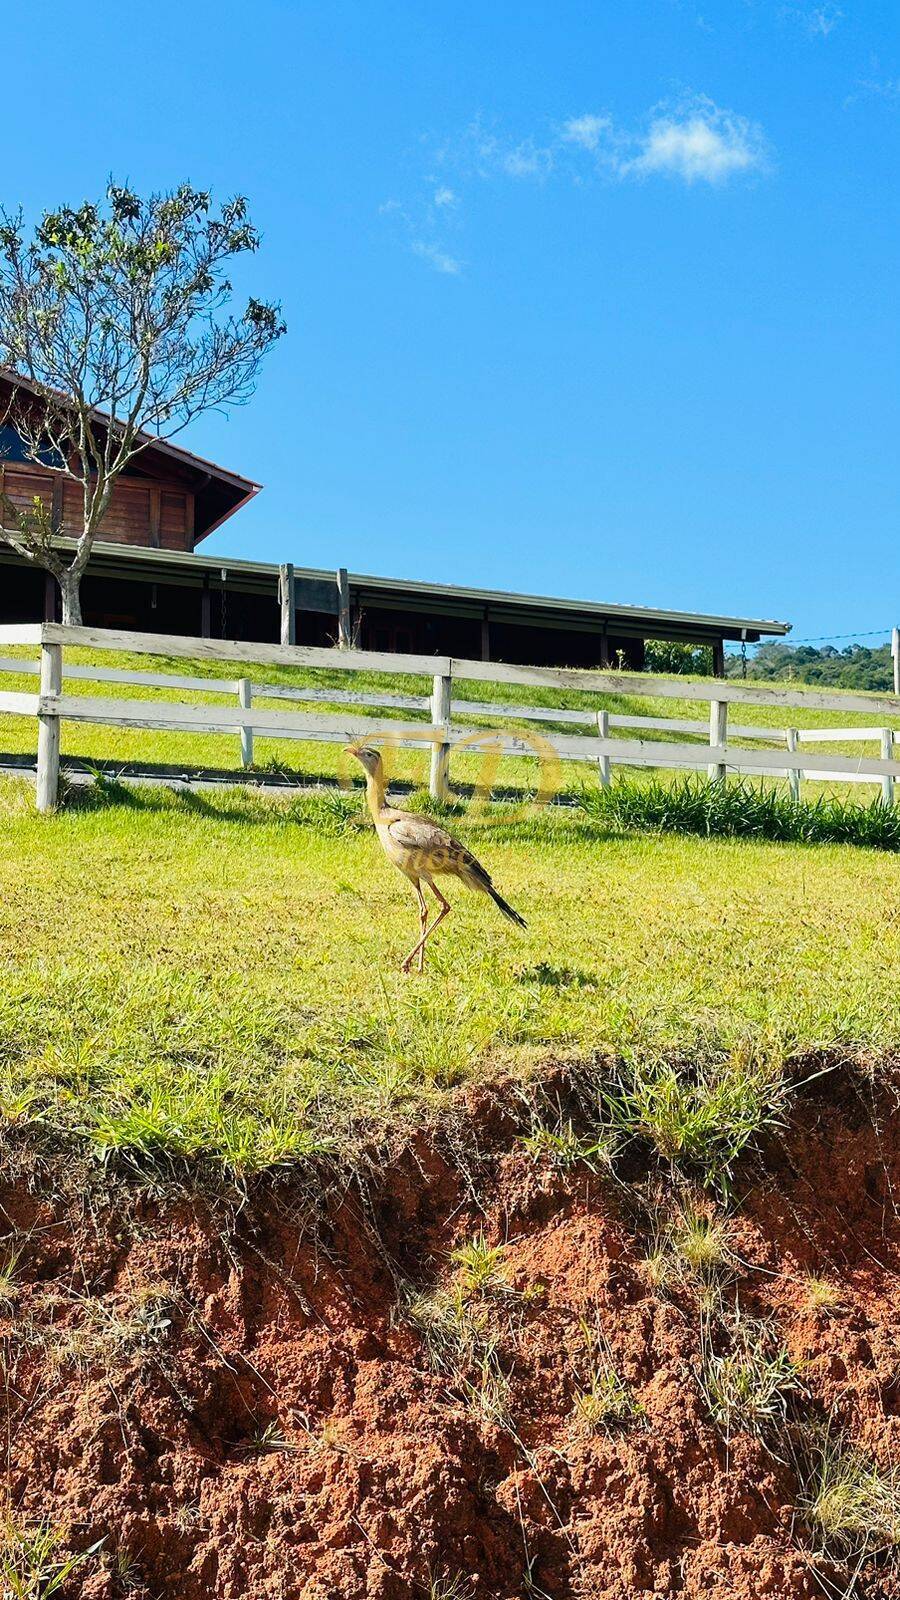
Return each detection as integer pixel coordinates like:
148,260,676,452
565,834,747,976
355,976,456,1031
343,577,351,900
603,1052,788,1190
580,773,900,853
403,1235,522,1424
0,1515,101,1597
572,1316,644,1434
520,1116,619,1173
699,1314,799,1440
798,1427,900,1559
799,1275,845,1316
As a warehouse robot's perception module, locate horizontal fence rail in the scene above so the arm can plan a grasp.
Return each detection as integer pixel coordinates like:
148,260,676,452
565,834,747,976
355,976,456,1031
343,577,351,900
2,623,900,811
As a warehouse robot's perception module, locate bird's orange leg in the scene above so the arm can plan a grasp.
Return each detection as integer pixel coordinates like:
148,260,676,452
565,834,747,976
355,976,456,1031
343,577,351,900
400,882,429,975
401,883,451,973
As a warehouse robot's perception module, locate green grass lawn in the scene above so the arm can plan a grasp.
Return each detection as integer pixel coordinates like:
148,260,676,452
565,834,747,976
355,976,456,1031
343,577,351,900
2,774,898,1173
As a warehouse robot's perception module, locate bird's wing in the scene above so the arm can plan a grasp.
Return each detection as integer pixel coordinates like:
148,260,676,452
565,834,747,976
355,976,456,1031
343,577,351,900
386,812,498,894
386,815,462,854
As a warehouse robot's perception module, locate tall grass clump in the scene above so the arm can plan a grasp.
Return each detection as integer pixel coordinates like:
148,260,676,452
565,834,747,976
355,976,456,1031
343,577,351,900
798,1426,900,1560
580,775,900,852
602,1053,789,1190
0,1516,101,1598
699,1314,799,1441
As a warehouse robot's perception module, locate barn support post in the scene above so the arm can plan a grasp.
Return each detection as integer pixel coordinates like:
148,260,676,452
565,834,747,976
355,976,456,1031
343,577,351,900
36,639,62,813
278,564,296,646
337,568,351,649
238,679,254,768
708,698,728,783
481,611,491,662
596,709,611,789
712,639,726,678
881,729,894,806
200,576,212,639
429,671,452,801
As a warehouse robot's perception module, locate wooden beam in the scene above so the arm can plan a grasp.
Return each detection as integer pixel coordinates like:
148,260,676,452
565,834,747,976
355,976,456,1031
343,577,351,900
786,728,801,802
0,691,40,714
881,729,895,806
35,624,900,719
429,672,452,800
33,692,900,780
200,578,211,639
337,568,351,649
708,700,728,781
41,624,449,677
712,639,725,678
0,624,44,645
597,708,611,788
481,612,490,662
279,563,296,646
238,679,254,767
36,642,62,812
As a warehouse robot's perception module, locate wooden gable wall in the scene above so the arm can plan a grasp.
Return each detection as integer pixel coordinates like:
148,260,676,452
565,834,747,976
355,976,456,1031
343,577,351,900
0,462,194,550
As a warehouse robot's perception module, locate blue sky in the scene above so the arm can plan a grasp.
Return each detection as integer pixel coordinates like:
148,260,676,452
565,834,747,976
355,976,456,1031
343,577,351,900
10,1,900,644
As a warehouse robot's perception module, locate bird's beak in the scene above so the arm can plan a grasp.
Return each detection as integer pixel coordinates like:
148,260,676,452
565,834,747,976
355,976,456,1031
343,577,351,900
344,745,359,758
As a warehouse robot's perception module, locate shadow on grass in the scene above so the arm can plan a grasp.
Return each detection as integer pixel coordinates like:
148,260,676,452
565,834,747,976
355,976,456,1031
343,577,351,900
60,767,618,846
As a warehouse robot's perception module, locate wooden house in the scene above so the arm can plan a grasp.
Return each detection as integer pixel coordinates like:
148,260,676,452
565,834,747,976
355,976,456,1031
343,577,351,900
0,378,790,671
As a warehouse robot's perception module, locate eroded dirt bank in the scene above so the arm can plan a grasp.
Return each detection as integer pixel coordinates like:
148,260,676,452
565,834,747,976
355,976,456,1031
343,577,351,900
5,1068,900,1599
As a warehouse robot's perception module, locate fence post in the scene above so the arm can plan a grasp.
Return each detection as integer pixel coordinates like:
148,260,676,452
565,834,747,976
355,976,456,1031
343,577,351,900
596,708,611,789
881,728,894,806
36,639,62,813
786,728,801,803
429,670,452,801
708,698,727,783
238,679,254,768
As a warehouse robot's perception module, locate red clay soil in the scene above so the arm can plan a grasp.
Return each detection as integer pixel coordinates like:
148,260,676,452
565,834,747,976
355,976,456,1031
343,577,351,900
5,1069,900,1599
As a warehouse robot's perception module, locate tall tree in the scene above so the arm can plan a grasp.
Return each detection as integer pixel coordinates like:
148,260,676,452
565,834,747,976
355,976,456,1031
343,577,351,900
0,183,284,623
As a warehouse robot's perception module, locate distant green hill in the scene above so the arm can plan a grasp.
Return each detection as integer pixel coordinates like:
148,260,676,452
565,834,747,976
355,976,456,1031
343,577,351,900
727,640,894,691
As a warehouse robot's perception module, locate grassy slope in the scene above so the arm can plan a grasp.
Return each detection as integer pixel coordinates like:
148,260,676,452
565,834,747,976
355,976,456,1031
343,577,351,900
2,776,898,1170
2,643,899,794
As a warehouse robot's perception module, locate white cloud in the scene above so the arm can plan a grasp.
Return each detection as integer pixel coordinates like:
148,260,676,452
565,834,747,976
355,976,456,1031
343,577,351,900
412,240,462,275
626,101,767,183
472,127,555,179
562,114,612,152
384,94,767,274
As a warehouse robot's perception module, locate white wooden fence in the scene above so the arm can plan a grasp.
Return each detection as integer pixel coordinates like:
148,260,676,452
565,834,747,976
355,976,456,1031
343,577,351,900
2,622,900,813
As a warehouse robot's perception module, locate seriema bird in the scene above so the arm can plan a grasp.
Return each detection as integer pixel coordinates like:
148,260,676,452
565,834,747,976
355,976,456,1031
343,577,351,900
346,745,526,973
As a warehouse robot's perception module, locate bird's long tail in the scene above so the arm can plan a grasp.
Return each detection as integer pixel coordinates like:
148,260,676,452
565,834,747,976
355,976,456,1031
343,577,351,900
488,886,527,928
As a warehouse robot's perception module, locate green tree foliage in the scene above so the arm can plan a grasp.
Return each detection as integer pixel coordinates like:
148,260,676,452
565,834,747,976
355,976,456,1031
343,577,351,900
726,641,893,690
644,639,714,675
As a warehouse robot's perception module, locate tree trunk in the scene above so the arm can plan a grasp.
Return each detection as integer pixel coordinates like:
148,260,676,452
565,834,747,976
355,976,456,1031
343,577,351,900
58,568,83,626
